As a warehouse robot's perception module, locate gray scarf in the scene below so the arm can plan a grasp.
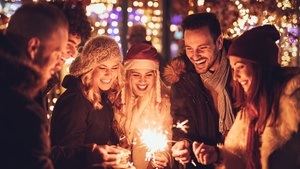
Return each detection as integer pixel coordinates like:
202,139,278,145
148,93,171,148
200,54,234,134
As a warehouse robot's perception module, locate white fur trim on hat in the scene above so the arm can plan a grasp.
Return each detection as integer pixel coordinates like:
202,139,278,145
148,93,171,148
124,59,158,71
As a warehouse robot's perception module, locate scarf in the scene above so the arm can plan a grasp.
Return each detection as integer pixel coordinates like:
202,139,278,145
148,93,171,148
200,54,235,134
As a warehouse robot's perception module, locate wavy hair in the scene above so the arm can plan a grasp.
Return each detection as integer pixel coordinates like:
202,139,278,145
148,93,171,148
80,62,125,110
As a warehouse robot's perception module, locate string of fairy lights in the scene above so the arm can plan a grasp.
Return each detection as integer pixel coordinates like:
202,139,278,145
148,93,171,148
0,0,299,114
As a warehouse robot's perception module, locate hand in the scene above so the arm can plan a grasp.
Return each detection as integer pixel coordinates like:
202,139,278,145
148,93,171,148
89,144,122,168
150,152,168,169
192,141,217,165
171,140,191,164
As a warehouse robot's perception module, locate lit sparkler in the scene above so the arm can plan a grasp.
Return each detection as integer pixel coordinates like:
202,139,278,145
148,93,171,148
173,119,189,133
139,122,169,162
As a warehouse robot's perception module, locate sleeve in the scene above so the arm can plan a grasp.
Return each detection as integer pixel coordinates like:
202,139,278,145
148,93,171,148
50,92,91,146
15,104,54,169
50,144,94,169
170,83,199,144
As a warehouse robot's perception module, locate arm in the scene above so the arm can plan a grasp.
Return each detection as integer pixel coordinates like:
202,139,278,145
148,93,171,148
50,92,90,146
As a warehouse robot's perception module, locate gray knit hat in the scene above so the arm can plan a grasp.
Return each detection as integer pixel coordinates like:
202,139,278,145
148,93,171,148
70,35,122,77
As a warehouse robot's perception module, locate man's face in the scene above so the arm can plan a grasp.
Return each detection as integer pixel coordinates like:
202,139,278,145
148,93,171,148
54,33,81,71
184,27,222,74
34,27,68,87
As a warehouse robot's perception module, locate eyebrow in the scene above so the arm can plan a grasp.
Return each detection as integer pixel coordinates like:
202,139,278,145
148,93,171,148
132,70,154,74
68,39,78,45
234,61,245,66
99,64,119,67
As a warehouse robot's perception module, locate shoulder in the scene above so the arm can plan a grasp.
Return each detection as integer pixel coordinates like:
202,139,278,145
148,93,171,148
281,73,300,96
164,55,188,85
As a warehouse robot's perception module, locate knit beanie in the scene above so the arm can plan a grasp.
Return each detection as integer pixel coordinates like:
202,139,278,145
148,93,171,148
70,35,122,77
228,25,280,67
122,43,161,103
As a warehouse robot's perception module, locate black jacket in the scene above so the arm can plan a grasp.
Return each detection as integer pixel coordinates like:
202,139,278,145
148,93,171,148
164,53,237,169
50,75,119,169
0,37,54,169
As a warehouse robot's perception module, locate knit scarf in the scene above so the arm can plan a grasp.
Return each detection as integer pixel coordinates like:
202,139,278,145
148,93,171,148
200,54,235,134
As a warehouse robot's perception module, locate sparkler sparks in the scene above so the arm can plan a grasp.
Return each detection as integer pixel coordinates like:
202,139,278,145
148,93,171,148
173,119,189,133
139,122,169,162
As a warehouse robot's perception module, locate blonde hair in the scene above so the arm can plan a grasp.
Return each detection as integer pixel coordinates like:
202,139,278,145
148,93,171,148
80,62,125,110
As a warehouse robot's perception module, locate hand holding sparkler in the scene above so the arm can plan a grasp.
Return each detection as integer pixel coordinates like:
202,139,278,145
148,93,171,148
150,152,168,169
171,140,191,164
89,144,122,168
192,141,218,165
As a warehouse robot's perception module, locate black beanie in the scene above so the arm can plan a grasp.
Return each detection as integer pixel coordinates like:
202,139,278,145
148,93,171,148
228,25,280,67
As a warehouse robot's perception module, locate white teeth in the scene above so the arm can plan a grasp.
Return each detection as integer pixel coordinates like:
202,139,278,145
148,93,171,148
240,81,246,85
137,85,147,90
195,59,206,64
101,79,111,84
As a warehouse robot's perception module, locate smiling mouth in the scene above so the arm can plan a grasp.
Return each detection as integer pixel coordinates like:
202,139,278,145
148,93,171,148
194,58,206,65
239,80,247,85
101,79,111,84
137,85,147,90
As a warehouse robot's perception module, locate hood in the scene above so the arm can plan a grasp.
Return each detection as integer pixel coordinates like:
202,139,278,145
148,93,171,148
163,54,195,85
62,74,80,89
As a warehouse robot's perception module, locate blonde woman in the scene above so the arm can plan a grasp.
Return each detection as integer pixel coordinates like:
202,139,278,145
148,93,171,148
50,35,126,169
115,43,173,169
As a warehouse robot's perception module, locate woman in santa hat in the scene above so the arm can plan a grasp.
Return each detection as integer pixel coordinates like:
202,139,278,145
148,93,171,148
114,43,173,169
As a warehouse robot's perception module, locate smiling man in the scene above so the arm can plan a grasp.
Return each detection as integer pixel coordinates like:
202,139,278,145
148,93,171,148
0,2,69,168
164,13,238,169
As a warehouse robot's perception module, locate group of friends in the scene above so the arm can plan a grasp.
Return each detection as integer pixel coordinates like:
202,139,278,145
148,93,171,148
0,1,300,169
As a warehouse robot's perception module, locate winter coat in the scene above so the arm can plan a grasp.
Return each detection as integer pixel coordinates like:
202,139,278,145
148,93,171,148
164,53,236,169
0,47,54,168
50,75,119,169
217,73,300,169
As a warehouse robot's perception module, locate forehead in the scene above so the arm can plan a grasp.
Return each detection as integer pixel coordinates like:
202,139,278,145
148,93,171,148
184,27,213,45
229,55,252,67
99,59,120,66
68,34,82,46
131,69,154,74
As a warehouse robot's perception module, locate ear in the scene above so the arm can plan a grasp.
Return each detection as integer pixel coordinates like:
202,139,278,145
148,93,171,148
27,37,40,60
216,35,223,51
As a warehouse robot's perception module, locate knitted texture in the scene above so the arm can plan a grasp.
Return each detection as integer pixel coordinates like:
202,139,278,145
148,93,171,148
70,35,122,77
228,25,280,67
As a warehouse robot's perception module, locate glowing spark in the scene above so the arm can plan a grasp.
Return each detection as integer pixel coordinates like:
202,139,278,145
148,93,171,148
173,119,189,133
140,122,169,162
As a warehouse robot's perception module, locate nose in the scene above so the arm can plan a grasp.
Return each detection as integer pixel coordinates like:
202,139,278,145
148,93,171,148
105,69,112,76
232,70,239,81
191,49,201,61
138,76,146,83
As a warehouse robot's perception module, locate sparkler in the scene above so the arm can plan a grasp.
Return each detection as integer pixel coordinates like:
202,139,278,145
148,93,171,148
139,121,169,162
173,119,189,133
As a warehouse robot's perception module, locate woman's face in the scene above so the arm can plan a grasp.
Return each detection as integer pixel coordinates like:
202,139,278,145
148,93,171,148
229,56,253,93
91,59,120,91
129,69,155,97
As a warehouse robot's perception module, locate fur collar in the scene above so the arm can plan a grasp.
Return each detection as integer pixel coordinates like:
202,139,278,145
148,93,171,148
260,74,300,169
163,56,187,85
